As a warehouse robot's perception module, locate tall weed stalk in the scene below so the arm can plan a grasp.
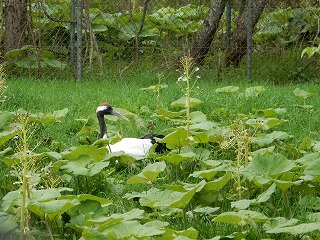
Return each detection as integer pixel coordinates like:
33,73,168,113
178,56,200,140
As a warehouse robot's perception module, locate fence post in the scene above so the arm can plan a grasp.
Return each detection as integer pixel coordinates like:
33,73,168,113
225,0,232,48
246,0,253,81
70,0,76,70
76,0,83,81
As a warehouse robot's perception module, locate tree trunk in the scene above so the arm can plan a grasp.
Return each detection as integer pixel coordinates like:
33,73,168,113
4,0,28,54
190,0,227,64
223,0,266,68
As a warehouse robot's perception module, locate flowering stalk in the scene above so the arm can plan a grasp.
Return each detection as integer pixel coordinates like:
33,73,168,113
0,65,7,103
19,114,30,240
178,56,200,141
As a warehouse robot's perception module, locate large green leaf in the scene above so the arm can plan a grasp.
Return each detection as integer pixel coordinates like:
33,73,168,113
215,86,239,94
127,162,166,184
162,152,195,166
0,111,14,129
200,173,232,192
243,153,294,179
28,198,80,221
299,195,320,210
170,97,202,108
252,131,291,147
243,86,266,98
214,210,269,226
231,183,276,210
304,158,320,176
246,118,287,130
43,58,67,69
140,84,168,92
85,208,145,227
139,181,205,209
61,155,110,177
0,126,20,147
293,88,316,99
1,188,72,212
101,220,165,239
3,45,34,59
158,128,188,150
253,108,287,118
266,222,320,235
62,145,107,162
154,108,186,120
27,108,68,125
0,212,18,233
263,217,299,232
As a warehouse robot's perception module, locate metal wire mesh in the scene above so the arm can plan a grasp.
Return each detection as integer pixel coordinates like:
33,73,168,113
0,0,319,82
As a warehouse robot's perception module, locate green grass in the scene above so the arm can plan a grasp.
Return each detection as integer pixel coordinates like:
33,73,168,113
1,70,320,240
3,72,320,147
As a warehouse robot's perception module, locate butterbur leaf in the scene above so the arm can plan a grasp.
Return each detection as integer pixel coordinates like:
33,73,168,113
253,108,287,118
304,158,320,176
263,217,299,231
170,97,202,108
214,210,268,226
295,152,320,166
246,118,287,130
140,181,205,209
190,169,219,181
100,220,165,239
252,131,291,147
0,212,18,233
0,126,20,147
85,208,145,226
162,152,195,166
266,222,320,235
28,198,80,221
62,145,107,162
154,108,186,120
127,162,166,184
140,84,168,92
0,111,14,129
61,155,110,177
256,182,276,202
215,86,239,94
158,128,188,149
43,58,67,69
274,179,303,192
161,227,199,239
293,88,316,99
299,195,320,210
243,153,294,179
76,116,97,136
28,108,68,125
231,199,255,210
244,86,266,98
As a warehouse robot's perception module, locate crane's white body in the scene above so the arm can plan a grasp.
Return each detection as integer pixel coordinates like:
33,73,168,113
96,103,162,157
107,138,153,156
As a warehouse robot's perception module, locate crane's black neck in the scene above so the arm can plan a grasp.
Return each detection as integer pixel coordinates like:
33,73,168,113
97,112,107,139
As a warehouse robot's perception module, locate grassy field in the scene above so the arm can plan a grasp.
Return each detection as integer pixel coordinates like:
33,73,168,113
3,72,320,146
1,69,320,239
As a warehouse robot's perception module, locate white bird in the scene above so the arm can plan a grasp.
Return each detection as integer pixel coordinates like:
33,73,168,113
96,103,166,157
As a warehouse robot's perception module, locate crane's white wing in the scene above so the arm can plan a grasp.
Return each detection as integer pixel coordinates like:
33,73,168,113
109,138,153,156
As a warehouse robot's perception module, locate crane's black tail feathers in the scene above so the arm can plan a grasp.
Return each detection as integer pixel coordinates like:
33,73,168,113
139,134,168,153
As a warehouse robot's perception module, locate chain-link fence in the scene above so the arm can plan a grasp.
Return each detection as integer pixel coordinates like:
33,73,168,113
0,0,319,82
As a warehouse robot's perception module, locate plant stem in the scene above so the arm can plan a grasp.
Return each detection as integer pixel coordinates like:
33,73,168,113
20,117,29,240
183,57,191,140
183,208,187,230
236,141,242,200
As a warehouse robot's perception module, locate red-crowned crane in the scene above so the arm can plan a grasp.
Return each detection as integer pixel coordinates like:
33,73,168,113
96,102,166,157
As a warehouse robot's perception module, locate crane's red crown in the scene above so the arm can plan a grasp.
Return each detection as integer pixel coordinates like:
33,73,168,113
100,102,110,106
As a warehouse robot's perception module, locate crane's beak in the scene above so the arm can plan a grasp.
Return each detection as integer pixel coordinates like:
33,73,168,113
111,110,129,121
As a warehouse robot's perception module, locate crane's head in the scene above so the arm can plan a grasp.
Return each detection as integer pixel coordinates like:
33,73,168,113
96,103,129,121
